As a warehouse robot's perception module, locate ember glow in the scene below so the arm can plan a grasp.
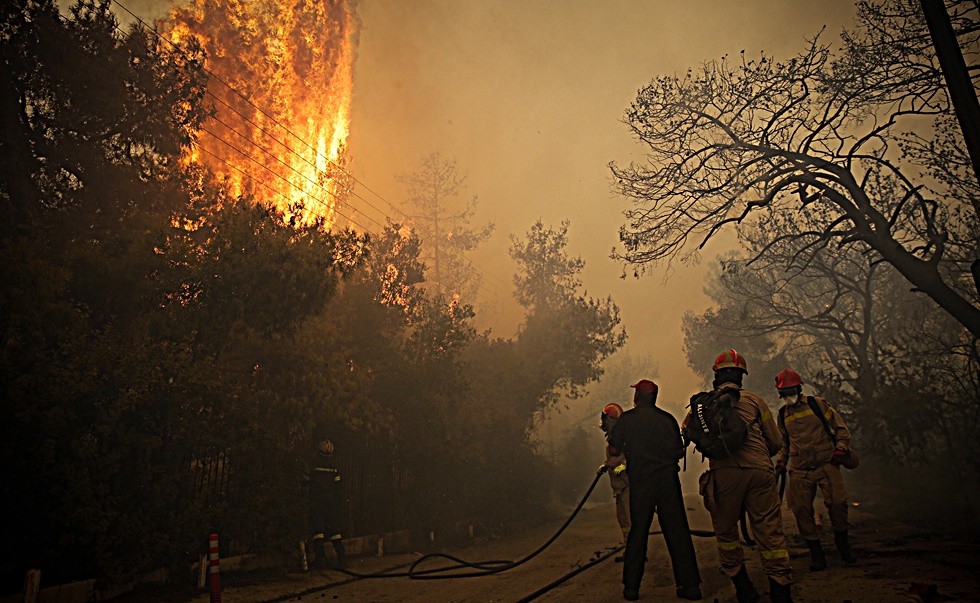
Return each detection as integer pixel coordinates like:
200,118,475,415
166,0,359,228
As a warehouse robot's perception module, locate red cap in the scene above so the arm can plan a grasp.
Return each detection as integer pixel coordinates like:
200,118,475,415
630,379,659,395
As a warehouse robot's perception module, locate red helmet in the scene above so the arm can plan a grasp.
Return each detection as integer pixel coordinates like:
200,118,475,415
775,369,803,389
317,440,334,455
602,403,624,419
712,349,748,374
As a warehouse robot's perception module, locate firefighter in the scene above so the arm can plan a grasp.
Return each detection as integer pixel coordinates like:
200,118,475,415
684,350,793,603
309,435,346,569
599,402,630,561
774,368,857,570
608,379,702,601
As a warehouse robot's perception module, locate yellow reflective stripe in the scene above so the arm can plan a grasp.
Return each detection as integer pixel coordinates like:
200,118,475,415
784,408,814,423
761,409,773,423
314,467,338,472
334,476,341,482
824,408,835,420
312,533,325,540
716,539,741,551
761,548,789,560
329,534,343,541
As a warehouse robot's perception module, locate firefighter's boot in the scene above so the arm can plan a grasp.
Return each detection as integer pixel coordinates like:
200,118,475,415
834,530,857,564
805,539,827,571
731,567,760,603
768,578,793,603
332,539,347,569
312,540,327,570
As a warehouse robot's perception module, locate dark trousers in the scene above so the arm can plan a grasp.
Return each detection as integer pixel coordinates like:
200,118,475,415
623,468,701,590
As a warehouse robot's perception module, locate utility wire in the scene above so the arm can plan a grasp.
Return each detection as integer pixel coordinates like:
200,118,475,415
112,0,404,223
204,112,386,232
52,12,509,304
102,17,388,233
201,85,394,230
30,11,378,237
35,13,517,310
199,125,377,234
112,0,513,300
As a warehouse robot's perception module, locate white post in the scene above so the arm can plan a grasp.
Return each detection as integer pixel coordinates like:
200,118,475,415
197,554,208,589
23,569,41,603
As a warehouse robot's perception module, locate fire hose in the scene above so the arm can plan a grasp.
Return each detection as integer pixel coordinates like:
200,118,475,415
317,466,721,582
260,468,746,603
308,468,609,582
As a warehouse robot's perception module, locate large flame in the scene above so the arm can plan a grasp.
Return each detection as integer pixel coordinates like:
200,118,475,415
166,0,358,228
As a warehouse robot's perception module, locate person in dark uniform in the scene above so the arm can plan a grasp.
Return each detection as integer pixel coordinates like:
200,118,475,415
309,436,346,569
608,379,702,601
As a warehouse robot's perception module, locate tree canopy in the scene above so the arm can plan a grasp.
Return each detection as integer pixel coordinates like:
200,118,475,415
610,0,980,337
0,1,626,589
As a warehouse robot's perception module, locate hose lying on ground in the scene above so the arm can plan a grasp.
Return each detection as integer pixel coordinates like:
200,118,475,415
324,469,719,581
323,470,606,580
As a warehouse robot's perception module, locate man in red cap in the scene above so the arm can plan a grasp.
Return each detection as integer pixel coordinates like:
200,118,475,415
608,379,702,601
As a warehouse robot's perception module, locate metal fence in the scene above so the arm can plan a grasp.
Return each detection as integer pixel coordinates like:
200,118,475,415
186,433,411,549
335,434,412,537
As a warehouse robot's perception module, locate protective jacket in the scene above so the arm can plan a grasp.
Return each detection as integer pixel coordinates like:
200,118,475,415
682,383,783,471
777,395,851,470
309,450,343,542
604,447,629,495
684,383,792,586
604,443,630,538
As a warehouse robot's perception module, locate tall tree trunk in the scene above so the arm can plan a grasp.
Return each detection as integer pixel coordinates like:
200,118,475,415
0,52,41,229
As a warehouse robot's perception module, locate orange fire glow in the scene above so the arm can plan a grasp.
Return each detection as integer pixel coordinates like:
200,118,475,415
165,0,358,228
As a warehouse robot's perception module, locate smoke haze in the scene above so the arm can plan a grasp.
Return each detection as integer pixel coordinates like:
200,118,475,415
111,0,856,413
345,0,856,415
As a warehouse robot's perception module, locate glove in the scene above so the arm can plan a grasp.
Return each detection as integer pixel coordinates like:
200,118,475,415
775,460,787,476
831,448,847,467
612,464,627,476
597,464,609,475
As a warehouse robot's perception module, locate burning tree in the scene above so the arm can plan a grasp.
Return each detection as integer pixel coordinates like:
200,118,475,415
166,0,359,227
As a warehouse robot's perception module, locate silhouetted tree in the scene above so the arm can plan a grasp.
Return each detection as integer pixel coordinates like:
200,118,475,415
397,152,494,299
610,0,980,337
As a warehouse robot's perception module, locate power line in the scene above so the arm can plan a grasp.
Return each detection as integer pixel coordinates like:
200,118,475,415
204,112,386,232
113,1,405,224
32,7,514,310
31,11,378,237
112,1,512,296
110,1,513,300
198,125,377,233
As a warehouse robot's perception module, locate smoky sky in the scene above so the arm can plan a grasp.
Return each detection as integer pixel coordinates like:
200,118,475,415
347,0,856,412
112,0,857,415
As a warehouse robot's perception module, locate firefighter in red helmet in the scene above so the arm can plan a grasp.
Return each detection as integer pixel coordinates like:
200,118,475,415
683,350,793,603
774,369,857,571
600,402,631,559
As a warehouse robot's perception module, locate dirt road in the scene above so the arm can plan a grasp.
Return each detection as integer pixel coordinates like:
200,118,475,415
159,483,980,603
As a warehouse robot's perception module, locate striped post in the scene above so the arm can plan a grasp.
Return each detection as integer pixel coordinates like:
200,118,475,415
208,534,221,603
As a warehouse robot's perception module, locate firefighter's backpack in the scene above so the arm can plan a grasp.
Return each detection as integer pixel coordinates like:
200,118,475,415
685,389,749,459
